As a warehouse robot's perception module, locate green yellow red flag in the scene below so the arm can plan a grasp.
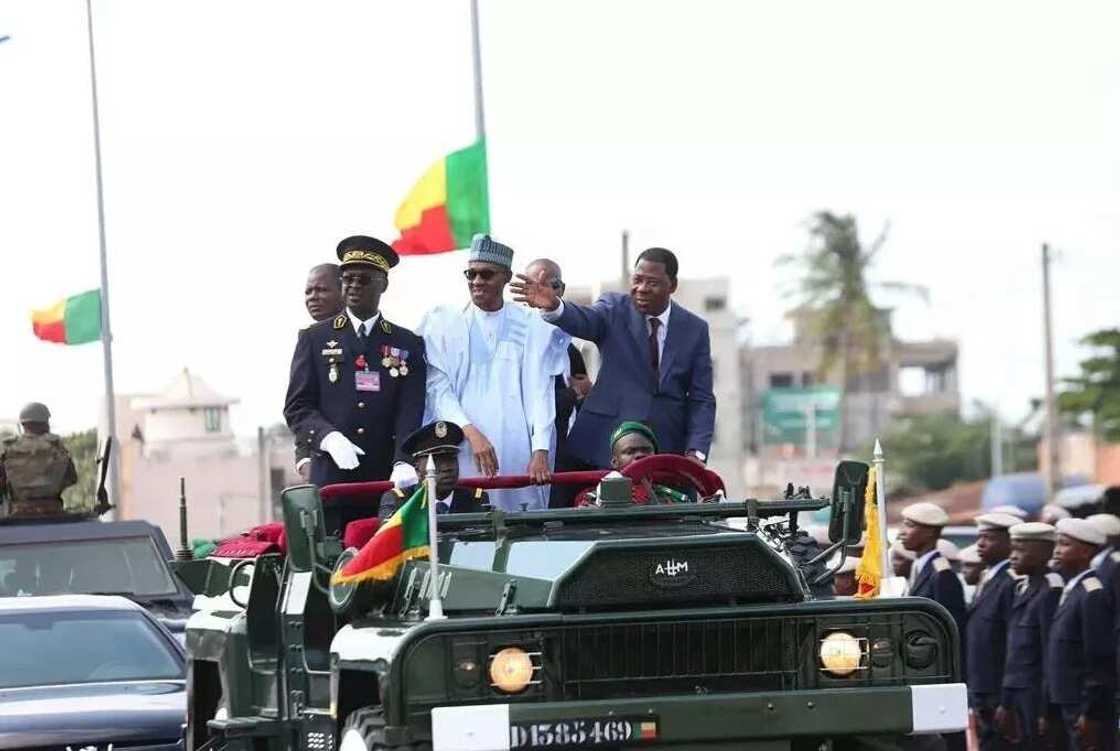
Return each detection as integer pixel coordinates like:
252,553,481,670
31,290,102,345
392,139,489,255
331,485,430,584
855,467,881,598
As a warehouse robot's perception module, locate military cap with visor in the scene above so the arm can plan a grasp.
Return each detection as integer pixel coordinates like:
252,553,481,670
401,420,464,458
336,235,400,274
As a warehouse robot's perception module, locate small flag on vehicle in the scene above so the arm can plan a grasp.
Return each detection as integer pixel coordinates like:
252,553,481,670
331,484,430,584
855,467,881,599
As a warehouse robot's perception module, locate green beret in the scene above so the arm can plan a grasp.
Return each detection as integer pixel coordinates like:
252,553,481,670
609,421,658,452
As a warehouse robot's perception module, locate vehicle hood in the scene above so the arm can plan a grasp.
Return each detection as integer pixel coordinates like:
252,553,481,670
0,680,185,746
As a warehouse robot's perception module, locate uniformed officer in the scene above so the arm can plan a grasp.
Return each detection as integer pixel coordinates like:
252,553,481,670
996,522,1063,751
900,502,968,636
377,421,488,521
294,263,345,481
0,402,77,516
1043,517,1117,751
284,236,426,492
967,513,1023,751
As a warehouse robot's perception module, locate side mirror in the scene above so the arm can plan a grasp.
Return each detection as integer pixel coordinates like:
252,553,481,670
281,484,326,573
829,460,869,545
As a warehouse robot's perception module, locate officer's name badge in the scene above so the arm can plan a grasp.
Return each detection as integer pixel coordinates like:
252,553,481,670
321,348,343,357
355,371,381,392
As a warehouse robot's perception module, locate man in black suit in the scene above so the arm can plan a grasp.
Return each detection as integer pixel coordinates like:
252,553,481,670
378,421,488,520
294,262,344,480
524,258,593,508
284,236,426,490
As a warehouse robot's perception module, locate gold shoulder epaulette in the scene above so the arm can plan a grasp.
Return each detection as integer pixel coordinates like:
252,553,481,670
1045,572,1064,588
474,487,483,500
380,319,392,334
932,556,950,573
333,314,347,330
1082,577,1102,592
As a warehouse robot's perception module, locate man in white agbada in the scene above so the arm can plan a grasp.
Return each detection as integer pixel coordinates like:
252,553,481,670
419,235,569,511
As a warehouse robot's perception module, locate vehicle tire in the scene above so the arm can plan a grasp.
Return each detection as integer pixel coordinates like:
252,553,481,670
340,707,432,751
786,530,831,597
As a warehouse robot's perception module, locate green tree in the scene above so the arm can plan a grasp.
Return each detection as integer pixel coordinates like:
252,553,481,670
878,411,992,492
779,211,926,450
1058,328,1120,442
61,428,99,512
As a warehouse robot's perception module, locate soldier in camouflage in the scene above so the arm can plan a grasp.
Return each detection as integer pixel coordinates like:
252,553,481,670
0,402,77,516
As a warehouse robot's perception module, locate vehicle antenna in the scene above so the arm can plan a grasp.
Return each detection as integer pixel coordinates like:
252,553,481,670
175,476,193,561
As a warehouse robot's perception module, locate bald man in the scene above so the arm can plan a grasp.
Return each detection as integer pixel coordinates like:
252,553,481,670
294,263,344,480
525,258,592,508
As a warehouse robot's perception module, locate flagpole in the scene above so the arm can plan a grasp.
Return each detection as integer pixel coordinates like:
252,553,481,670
424,456,446,620
873,439,894,597
469,0,486,141
85,0,121,511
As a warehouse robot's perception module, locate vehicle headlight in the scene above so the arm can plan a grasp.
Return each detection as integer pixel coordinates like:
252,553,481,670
819,631,863,676
489,647,535,693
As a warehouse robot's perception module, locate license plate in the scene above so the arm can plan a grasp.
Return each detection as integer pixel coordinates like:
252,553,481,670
510,717,657,748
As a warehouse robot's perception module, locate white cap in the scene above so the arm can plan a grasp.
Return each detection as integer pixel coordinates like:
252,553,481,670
990,504,1029,520
1086,513,1120,538
1009,521,1056,542
937,538,960,561
1056,517,1106,546
890,541,917,560
958,544,982,564
902,502,949,527
975,513,1022,531
1040,504,1071,521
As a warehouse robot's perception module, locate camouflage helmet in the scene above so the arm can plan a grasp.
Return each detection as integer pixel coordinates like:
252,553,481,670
18,402,51,424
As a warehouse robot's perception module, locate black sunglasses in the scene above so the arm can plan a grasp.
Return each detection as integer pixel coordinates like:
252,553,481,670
463,268,500,281
341,272,374,286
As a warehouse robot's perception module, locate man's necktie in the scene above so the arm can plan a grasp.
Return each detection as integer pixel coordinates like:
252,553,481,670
357,322,367,341
648,317,661,375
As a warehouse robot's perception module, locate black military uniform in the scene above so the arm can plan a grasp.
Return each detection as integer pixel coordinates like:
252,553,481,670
911,550,968,639
284,237,426,487
377,421,488,521
1003,570,1063,751
1046,568,1117,751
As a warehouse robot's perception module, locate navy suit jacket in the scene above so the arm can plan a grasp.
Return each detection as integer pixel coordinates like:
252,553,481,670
1003,572,1063,703
1045,571,1116,718
550,293,716,468
283,314,426,487
910,551,967,658
965,561,1017,698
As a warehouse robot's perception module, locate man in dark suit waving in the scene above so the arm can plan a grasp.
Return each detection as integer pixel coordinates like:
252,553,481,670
512,247,716,469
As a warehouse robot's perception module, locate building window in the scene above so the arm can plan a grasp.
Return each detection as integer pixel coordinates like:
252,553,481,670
703,296,727,313
203,408,221,433
769,372,794,388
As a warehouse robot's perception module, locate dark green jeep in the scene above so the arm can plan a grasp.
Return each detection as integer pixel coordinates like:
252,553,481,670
179,461,966,751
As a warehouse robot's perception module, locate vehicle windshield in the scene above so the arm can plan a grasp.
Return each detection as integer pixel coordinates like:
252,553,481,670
0,537,178,598
0,610,183,688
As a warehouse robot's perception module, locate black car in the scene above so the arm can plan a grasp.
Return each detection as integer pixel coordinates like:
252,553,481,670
0,594,185,749
0,517,195,636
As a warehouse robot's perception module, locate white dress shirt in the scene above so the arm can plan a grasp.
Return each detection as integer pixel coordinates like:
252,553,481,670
347,309,381,337
645,303,671,366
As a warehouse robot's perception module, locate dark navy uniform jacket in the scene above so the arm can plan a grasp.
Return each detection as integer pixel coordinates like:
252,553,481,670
378,485,487,521
1044,570,1117,720
284,314,426,486
966,560,1017,699
1002,572,1063,705
911,551,967,651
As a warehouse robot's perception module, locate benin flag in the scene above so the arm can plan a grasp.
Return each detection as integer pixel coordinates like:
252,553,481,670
31,289,102,345
392,139,489,255
331,485,430,584
855,467,881,599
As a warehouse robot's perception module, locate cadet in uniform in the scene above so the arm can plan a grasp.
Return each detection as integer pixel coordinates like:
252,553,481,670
1044,518,1117,751
900,502,968,635
378,421,488,521
294,262,345,480
0,402,77,516
996,522,1063,751
284,236,426,494
967,513,1022,751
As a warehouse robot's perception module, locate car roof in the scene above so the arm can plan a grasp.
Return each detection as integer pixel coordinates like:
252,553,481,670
0,594,145,614
0,519,173,556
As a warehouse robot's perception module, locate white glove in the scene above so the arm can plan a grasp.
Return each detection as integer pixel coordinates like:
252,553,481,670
390,461,419,489
319,431,365,470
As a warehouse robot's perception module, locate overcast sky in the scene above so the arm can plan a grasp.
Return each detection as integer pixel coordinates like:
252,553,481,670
1,0,1117,439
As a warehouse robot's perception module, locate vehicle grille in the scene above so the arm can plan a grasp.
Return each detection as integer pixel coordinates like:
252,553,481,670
554,615,798,700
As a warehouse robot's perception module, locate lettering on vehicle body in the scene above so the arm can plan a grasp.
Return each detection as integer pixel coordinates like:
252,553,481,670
649,558,695,587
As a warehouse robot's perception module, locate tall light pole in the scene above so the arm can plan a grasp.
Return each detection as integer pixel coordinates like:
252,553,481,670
84,0,121,510
1041,244,1060,498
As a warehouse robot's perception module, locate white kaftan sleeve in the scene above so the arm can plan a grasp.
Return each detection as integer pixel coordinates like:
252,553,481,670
523,316,570,453
418,308,472,428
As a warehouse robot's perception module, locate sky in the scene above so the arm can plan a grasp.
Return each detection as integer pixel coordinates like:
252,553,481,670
0,0,1117,439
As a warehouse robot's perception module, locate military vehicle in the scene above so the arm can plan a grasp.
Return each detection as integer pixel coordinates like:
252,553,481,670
181,457,966,751
0,440,196,635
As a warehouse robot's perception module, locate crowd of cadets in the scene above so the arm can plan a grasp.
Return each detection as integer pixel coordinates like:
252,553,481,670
886,501,1120,751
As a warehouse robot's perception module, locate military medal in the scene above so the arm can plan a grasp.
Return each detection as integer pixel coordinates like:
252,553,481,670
397,349,410,377
380,344,393,368
398,364,409,376
328,360,339,383
389,367,400,378
355,354,368,371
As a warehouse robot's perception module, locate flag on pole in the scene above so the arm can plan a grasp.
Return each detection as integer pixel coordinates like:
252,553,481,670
855,466,881,599
31,289,102,345
331,485,430,584
392,139,489,255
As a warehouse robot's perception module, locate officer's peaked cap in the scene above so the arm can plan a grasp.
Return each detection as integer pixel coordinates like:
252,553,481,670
402,421,464,459
337,235,399,273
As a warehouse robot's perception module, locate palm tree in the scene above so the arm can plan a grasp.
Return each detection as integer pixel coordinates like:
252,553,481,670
779,211,926,452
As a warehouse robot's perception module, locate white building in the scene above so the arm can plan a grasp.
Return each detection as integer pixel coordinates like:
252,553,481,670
130,369,239,459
